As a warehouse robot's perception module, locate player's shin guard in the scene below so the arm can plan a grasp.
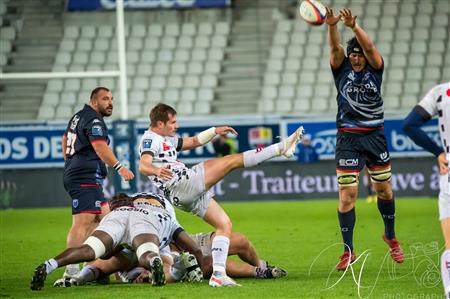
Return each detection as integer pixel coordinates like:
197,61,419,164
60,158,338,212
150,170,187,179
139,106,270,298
211,235,230,273
338,208,356,252
441,250,450,299
378,197,396,239
243,144,279,167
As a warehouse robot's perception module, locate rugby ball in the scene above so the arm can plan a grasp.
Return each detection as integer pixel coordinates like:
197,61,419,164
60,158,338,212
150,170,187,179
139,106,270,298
299,0,327,26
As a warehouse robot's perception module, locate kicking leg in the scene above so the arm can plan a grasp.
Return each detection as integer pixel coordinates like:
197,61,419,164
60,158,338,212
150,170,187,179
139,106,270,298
228,232,263,267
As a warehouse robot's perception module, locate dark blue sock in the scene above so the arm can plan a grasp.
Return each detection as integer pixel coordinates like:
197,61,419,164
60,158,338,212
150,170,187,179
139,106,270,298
377,197,396,239
338,208,356,252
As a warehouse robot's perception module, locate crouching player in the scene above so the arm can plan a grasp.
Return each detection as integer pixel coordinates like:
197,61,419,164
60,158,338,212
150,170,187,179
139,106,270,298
30,192,185,290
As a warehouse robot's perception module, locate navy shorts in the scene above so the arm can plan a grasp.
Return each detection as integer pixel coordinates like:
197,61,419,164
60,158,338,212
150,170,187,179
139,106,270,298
64,183,107,215
335,129,391,172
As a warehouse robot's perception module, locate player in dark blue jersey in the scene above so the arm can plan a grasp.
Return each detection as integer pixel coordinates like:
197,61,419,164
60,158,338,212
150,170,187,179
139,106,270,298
325,7,404,270
61,87,134,278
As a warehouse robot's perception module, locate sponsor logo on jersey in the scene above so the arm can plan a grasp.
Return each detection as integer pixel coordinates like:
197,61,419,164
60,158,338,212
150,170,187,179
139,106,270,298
143,139,152,149
72,199,79,208
163,142,170,151
339,159,359,167
92,125,103,136
380,152,389,162
92,119,101,123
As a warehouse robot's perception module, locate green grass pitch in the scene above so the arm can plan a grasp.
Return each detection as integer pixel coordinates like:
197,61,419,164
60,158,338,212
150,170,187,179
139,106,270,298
0,198,443,298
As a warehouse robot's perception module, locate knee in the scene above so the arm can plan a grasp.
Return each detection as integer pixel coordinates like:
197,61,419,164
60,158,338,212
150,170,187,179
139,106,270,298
217,217,232,235
376,186,393,200
233,233,249,252
340,189,358,206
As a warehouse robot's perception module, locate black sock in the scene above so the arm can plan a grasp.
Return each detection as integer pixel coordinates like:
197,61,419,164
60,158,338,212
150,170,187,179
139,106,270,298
378,197,396,239
338,208,356,252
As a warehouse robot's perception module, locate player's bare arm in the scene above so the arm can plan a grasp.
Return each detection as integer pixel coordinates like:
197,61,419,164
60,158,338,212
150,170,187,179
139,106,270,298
139,153,173,180
91,141,134,181
62,134,68,161
438,153,449,175
340,8,382,69
181,126,238,151
326,7,344,69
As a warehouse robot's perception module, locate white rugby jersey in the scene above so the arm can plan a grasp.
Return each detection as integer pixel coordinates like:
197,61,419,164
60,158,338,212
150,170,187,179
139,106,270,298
418,82,450,156
138,130,186,189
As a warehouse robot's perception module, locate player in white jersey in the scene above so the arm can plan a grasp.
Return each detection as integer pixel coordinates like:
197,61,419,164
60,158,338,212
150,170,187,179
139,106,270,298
30,193,180,290
403,82,450,298
138,103,304,287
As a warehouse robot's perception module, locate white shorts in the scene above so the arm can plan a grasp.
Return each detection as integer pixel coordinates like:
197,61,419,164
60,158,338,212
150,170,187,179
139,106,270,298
166,162,214,218
95,207,160,247
189,232,213,256
439,172,450,220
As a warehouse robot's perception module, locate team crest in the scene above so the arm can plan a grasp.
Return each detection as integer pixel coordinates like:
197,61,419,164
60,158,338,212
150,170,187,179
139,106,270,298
143,139,152,149
92,125,103,136
72,199,79,208
95,200,101,208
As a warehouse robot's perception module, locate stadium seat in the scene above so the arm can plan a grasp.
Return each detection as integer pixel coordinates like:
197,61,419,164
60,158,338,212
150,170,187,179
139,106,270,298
293,99,311,113
275,99,292,113
97,25,114,38
131,24,146,37
165,23,180,37
148,24,163,37
164,89,180,102
128,37,143,51
47,79,64,92
191,49,207,62
193,101,211,115
215,22,230,35
284,59,300,72
55,52,71,65
140,50,157,63
178,36,193,49
264,73,280,86
42,93,59,106
60,91,77,105
177,102,193,115
64,78,81,92
201,75,218,88
81,25,96,38
81,78,98,90
147,90,163,102
262,86,277,99
133,77,150,90
174,49,190,62
180,88,196,102
184,75,200,88
161,36,177,49
59,39,76,52
281,72,297,85
198,23,213,36
279,86,295,99
198,88,214,102
209,48,224,61
89,51,106,64
171,62,187,75
167,76,183,88
153,63,170,75
204,61,220,74
143,37,160,50
55,105,73,119
129,90,145,104
211,36,227,48
64,26,79,39
158,49,174,62
187,62,203,75
37,105,55,119
181,23,196,36
258,99,275,113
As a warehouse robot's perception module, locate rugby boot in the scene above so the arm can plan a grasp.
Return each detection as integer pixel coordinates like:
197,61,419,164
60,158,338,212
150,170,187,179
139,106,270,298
181,252,203,282
209,271,241,287
150,257,166,286
30,263,47,291
262,265,288,278
383,235,404,263
280,126,304,158
336,251,356,271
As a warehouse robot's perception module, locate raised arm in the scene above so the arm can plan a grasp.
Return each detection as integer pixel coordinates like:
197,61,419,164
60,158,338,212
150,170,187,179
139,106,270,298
340,8,382,69
181,126,238,151
326,6,345,69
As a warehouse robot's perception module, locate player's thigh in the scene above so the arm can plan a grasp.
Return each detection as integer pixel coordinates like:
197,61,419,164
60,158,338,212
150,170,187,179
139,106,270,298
94,211,127,249
203,154,243,189
335,132,365,188
439,174,450,221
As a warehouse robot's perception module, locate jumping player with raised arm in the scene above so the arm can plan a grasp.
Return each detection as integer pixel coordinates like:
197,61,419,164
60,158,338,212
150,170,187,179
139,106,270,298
403,82,450,298
138,103,303,286
61,87,134,278
325,7,404,270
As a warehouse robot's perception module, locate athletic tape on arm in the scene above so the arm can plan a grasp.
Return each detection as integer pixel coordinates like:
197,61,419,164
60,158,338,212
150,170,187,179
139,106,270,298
136,242,160,260
197,127,216,145
83,236,106,259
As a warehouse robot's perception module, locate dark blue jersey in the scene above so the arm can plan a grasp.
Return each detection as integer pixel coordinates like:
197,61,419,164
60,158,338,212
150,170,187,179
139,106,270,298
332,58,384,130
63,104,109,184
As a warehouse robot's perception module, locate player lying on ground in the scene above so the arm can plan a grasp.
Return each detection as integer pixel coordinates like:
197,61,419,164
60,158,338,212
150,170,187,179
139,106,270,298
30,192,194,290
139,103,304,286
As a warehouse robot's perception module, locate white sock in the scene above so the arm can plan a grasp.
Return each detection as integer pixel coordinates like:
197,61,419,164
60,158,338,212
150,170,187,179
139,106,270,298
78,265,99,283
45,259,58,274
441,249,450,298
243,144,279,167
211,235,230,273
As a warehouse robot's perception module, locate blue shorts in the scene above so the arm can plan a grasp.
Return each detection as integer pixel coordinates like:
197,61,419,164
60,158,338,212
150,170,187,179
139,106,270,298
335,129,391,172
64,183,107,215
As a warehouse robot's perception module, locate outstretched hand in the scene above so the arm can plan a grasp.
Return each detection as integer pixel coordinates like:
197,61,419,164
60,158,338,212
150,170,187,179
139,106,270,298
325,6,341,26
118,167,134,181
215,126,238,136
156,165,173,181
340,8,357,28
438,152,449,175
